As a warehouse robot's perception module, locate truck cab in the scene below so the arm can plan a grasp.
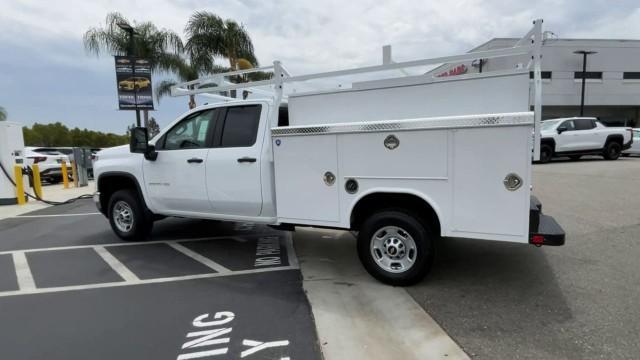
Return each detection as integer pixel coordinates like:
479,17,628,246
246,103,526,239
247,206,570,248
95,99,279,225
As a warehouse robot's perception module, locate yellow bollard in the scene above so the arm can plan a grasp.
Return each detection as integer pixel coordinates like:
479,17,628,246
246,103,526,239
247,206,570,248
14,166,26,205
61,160,70,189
32,164,43,199
71,160,78,188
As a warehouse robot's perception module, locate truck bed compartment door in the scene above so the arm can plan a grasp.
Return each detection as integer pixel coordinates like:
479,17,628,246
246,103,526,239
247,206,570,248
450,125,531,242
272,134,340,223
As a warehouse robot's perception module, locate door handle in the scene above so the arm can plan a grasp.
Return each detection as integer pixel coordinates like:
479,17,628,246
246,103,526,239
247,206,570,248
187,158,204,163
237,157,257,163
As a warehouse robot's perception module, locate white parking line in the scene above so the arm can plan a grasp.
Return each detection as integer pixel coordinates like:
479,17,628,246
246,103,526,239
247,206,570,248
13,213,101,218
11,252,36,291
168,243,231,274
94,246,140,282
0,265,297,298
0,233,298,297
0,235,275,256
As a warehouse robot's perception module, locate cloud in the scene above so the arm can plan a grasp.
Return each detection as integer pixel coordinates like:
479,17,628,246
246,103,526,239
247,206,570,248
1,0,639,132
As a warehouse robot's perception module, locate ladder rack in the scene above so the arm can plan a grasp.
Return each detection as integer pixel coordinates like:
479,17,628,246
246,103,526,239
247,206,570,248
170,19,544,159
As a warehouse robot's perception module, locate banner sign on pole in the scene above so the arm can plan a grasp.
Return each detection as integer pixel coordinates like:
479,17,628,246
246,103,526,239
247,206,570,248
114,56,154,110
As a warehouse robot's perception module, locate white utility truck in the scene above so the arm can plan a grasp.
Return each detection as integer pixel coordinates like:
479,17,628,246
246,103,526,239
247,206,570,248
94,20,565,285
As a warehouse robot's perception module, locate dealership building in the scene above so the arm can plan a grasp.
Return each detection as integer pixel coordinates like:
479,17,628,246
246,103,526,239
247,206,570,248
430,37,640,127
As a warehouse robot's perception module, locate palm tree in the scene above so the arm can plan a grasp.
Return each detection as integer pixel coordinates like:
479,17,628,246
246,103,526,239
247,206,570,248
0,106,6,121
185,11,258,72
83,12,184,124
156,12,271,107
155,53,230,109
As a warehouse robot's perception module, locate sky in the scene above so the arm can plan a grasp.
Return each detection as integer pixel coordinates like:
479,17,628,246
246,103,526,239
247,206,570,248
1,0,640,134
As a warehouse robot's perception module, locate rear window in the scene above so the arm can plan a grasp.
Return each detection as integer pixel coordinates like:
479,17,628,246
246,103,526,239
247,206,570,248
574,119,596,130
33,148,63,155
220,105,262,147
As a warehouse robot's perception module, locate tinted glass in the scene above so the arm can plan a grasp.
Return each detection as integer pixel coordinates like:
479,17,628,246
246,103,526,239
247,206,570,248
220,105,262,147
623,72,640,80
529,71,552,79
574,72,602,79
574,119,596,130
163,110,214,150
560,120,575,131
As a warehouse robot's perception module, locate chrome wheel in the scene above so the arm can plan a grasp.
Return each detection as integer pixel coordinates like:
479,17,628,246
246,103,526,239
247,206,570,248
112,201,134,233
370,226,417,273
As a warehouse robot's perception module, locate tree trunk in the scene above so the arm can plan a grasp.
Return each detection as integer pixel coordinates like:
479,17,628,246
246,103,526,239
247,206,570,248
189,95,196,109
229,56,237,98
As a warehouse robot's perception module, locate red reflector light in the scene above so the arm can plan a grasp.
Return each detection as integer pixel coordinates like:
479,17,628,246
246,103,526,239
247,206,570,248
531,235,544,245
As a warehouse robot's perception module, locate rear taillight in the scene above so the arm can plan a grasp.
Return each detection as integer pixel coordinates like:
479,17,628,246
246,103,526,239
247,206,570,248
29,156,47,163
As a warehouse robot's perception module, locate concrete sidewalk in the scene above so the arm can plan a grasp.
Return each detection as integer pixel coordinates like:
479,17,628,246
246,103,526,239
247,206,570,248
0,181,95,219
295,228,469,360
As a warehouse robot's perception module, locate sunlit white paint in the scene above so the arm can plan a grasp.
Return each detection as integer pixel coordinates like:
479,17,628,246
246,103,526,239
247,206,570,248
11,252,36,291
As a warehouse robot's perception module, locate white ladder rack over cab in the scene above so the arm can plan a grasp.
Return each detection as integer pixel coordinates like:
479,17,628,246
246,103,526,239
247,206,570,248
170,19,544,160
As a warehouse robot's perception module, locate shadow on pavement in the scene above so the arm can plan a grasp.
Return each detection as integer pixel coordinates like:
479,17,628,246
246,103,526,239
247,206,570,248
407,238,582,359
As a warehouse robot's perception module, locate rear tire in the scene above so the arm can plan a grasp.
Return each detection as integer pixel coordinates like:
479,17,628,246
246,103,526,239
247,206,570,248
108,189,153,241
603,142,622,160
539,144,553,163
357,210,434,286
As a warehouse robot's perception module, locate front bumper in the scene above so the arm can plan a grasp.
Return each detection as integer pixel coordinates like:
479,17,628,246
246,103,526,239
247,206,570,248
94,191,103,214
529,196,565,246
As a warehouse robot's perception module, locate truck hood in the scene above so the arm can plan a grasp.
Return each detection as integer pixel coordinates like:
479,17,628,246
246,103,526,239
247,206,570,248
97,145,129,157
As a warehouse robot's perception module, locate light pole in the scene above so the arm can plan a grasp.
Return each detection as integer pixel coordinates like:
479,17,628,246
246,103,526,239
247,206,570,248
117,22,141,127
573,50,597,117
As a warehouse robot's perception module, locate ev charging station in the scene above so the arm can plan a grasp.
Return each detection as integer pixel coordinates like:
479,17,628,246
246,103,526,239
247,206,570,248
72,147,91,187
0,121,26,205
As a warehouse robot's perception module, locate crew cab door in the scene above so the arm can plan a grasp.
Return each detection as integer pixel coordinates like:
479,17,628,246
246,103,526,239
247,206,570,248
143,109,217,214
555,119,576,151
205,104,266,217
573,118,601,150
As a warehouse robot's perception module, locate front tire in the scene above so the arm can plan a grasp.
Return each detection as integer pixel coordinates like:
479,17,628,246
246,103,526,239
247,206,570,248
357,210,434,286
108,189,153,241
539,144,553,163
603,142,622,160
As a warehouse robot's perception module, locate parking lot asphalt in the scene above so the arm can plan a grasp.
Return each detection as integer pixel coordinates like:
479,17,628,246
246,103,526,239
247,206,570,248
0,200,321,360
407,156,640,359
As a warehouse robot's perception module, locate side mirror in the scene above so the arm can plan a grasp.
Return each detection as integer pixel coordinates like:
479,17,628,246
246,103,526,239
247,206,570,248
557,126,567,134
130,127,158,161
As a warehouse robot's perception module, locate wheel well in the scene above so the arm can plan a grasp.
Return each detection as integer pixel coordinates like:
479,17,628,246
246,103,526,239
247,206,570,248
540,138,555,152
350,192,441,236
605,134,623,145
97,174,143,216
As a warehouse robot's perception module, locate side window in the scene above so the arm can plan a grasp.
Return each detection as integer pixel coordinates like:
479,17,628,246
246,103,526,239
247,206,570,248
560,120,575,131
163,110,215,150
220,105,262,147
575,119,596,130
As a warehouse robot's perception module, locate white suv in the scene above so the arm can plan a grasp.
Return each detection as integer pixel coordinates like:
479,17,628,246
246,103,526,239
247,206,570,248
24,147,71,184
622,129,640,156
539,117,633,163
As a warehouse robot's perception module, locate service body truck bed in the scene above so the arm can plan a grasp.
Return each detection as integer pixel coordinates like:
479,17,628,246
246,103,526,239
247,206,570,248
94,19,564,285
